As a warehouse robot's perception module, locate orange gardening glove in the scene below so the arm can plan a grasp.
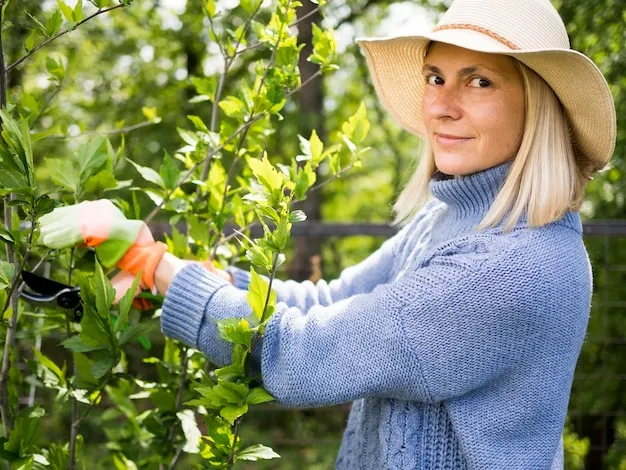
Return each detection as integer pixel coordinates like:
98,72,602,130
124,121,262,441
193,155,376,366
116,224,168,294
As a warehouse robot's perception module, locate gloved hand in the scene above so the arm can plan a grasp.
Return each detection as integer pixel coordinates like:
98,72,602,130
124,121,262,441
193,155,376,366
39,199,168,293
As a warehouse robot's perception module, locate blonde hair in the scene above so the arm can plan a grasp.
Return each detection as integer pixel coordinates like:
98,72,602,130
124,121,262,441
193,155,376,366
393,60,595,233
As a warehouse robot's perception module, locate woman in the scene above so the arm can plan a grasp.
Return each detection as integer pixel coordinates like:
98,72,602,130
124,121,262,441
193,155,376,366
40,0,616,467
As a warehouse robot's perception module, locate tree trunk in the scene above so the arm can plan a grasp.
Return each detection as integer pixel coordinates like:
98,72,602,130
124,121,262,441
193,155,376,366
287,0,324,282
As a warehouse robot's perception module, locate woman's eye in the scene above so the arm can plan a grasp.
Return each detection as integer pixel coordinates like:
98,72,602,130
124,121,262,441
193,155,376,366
469,77,491,88
426,75,444,85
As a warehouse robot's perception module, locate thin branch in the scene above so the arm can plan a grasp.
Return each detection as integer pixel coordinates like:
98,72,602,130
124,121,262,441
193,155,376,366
30,84,63,129
290,5,321,28
144,114,264,224
161,346,188,470
0,0,7,112
45,120,156,139
7,4,126,73
233,5,321,57
0,204,36,436
199,1,264,186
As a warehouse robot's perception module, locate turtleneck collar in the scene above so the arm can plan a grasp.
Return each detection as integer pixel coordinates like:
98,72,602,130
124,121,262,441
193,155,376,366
429,160,514,221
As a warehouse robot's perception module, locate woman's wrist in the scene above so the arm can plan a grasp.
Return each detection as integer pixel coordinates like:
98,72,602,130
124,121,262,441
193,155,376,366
153,253,234,295
153,252,187,295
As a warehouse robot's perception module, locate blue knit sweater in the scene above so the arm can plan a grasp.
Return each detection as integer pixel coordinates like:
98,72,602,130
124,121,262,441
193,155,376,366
161,160,591,469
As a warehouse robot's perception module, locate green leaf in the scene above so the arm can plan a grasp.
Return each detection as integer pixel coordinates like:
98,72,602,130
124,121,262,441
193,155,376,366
177,410,201,454
218,96,247,120
33,349,66,386
128,159,165,189
94,261,115,319
0,260,15,290
159,150,180,190
247,154,284,194
151,389,176,411
45,56,65,82
45,157,79,194
24,29,36,53
115,273,141,333
73,352,98,388
342,102,370,145
61,335,107,353
45,10,63,36
246,387,274,405
56,0,74,24
142,106,162,124
73,0,84,23
220,403,248,425
118,321,156,346
204,0,216,18
216,318,254,346
247,268,269,322
83,170,117,195
76,136,107,181
27,13,48,37
235,444,280,462
91,350,114,379
289,210,307,223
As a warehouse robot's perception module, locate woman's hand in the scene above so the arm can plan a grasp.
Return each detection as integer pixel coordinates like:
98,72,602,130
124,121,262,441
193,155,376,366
39,199,167,293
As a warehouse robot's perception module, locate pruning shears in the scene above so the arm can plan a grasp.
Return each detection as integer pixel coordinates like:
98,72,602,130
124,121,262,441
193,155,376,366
21,270,83,322
20,270,163,322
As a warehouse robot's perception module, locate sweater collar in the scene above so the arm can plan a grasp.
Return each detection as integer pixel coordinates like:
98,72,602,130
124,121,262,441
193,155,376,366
428,160,514,220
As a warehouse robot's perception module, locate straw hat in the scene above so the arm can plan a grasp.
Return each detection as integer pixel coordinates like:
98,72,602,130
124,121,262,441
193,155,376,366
356,0,616,171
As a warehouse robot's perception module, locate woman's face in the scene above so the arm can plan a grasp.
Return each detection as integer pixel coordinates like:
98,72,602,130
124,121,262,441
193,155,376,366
422,42,526,177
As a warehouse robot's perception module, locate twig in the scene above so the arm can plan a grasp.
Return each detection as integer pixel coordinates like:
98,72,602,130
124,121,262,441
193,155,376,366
7,4,126,73
30,85,63,129
45,120,156,139
161,345,188,470
145,65,320,225
198,1,264,186
0,205,36,436
144,114,264,224
230,251,281,465
233,5,321,56
0,0,7,112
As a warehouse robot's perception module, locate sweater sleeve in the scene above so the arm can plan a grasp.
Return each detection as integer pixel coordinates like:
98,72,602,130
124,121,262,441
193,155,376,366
161,233,564,408
224,200,441,311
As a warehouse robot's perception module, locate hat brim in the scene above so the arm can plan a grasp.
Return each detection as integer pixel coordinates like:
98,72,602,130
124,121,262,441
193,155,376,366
357,28,616,169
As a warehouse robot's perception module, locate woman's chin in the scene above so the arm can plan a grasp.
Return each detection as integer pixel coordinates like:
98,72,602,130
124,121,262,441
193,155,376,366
434,155,472,177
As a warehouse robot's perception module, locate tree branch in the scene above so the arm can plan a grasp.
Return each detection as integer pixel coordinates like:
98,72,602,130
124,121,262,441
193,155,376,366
45,120,156,139
7,4,126,74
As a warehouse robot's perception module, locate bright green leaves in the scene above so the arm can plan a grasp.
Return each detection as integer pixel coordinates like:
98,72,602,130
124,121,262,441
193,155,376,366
0,407,45,464
0,261,15,291
217,318,254,346
236,444,280,462
247,268,276,323
0,109,35,192
57,0,85,28
44,136,118,201
309,23,339,73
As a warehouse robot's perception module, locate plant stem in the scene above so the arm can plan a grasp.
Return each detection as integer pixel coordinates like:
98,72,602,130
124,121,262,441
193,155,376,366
161,345,188,470
7,4,126,74
0,0,7,112
144,114,263,224
198,1,264,196
45,120,156,139
0,205,37,436
67,248,79,470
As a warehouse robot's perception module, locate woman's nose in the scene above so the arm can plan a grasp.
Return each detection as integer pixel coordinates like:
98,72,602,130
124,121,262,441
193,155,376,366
425,86,463,121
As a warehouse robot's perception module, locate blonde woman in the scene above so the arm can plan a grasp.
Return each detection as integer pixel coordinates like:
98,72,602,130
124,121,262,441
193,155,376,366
40,0,616,467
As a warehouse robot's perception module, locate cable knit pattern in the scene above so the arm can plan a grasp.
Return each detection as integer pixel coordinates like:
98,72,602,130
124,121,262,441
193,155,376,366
161,160,591,469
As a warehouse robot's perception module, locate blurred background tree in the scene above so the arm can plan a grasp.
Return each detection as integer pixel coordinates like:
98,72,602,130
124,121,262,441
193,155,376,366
2,0,624,468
